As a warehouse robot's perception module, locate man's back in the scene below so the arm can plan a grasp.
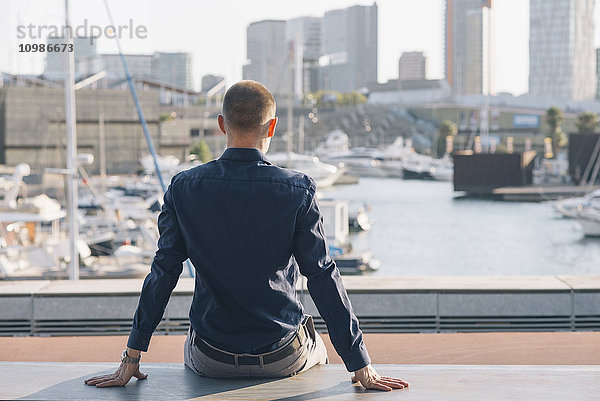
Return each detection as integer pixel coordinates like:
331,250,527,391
87,81,407,392
172,148,313,353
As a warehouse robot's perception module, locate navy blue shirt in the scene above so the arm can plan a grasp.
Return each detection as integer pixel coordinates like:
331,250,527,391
127,148,370,372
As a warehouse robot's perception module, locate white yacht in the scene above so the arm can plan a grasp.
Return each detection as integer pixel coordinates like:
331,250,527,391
314,129,350,156
316,131,385,178
267,152,345,188
554,189,600,219
401,153,453,181
322,148,387,178
575,206,600,237
379,137,415,178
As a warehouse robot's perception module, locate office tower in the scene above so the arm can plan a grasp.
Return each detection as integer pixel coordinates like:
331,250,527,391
286,16,322,95
100,54,153,80
151,52,194,89
596,48,600,100
320,3,378,92
201,74,225,93
243,20,288,96
445,0,494,95
44,36,101,81
399,51,427,82
529,0,596,101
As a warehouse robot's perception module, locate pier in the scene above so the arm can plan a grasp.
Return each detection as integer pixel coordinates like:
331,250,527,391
491,185,600,202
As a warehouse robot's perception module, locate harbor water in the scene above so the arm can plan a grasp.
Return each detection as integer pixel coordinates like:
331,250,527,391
322,178,600,276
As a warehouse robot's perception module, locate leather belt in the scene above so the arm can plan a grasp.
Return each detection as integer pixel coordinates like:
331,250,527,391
193,324,308,366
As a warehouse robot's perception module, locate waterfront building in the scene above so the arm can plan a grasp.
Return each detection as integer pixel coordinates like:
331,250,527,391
529,0,596,101
0,83,199,173
398,52,427,83
319,3,378,92
286,16,322,96
444,0,494,96
243,20,288,96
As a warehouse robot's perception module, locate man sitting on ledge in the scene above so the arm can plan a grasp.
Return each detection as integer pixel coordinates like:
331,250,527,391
85,80,408,392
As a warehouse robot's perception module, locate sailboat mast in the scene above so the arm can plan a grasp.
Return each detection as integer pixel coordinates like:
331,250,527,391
99,105,107,194
64,0,79,280
287,40,294,156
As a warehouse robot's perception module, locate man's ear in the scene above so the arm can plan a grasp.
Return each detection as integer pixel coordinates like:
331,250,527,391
217,114,227,135
267,117,278,138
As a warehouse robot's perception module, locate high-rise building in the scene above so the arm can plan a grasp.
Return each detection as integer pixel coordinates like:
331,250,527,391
596,48,600,100
44,36,102,81
398,52,427,82
151,52,194,89
100,54,153,80
201,74,225,93
320,3,377,92
529,0,596,101
243,20,288,96
445,0,494,96
286,16,322,95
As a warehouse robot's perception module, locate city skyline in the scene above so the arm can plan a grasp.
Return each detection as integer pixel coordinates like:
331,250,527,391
1,0,599,96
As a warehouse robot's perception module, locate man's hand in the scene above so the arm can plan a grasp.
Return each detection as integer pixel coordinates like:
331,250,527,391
84,362,147,387
351,364,409,391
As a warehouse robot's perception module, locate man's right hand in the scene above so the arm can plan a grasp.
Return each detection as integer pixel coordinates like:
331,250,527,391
351,364,409,391
84,362,147,387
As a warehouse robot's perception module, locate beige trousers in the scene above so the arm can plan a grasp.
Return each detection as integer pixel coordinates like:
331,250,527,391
184,315,328,378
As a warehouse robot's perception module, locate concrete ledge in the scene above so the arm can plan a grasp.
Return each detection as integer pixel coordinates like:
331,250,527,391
1,276,599,335
1,363,598,400
4,275,595,296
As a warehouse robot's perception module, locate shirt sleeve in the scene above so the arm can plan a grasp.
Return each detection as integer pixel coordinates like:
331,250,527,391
293,182,371,372
127,178,188,351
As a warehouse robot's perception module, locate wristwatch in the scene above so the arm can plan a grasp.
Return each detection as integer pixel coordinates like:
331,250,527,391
121,349,141,364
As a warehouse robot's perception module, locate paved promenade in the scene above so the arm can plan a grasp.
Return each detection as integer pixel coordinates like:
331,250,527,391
2,332,599,365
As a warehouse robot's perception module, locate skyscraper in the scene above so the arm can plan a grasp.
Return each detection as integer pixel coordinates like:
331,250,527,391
201,74,225,93
151,52,194,89
44,36,101,81
320,3,378,93
529,0,596,101
445,0,494,96
286,16,322,95
596,48,600,100
101,54,153,80
398,51,427,82
243,20,288,96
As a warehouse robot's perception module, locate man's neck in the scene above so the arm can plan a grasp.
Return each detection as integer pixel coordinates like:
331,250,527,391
226,141,269,154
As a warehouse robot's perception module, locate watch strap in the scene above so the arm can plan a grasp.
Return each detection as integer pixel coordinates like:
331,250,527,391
121,349,141,364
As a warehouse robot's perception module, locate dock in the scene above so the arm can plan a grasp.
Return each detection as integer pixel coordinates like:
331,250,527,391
490,185,600,202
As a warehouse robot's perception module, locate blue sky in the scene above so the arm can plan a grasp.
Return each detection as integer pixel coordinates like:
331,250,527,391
1,0,599,95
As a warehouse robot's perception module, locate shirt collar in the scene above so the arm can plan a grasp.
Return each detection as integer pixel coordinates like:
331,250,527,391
219,148,271,164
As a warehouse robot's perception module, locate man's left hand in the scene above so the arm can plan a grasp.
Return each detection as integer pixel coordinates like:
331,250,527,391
84,362,147,387
351,364,409,391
